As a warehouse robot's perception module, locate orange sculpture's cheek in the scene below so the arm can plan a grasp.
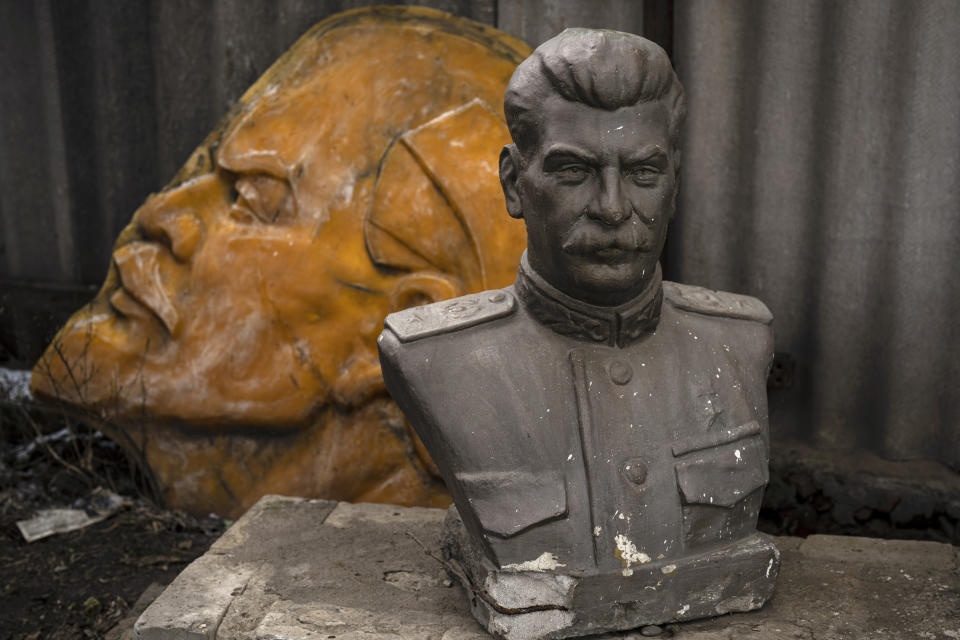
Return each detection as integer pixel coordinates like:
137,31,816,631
130,396,451,518
178,217,395,420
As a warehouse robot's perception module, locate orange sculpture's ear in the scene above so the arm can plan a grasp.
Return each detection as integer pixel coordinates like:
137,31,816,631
388,272,462,313
366,100,526,293
331,272,461,408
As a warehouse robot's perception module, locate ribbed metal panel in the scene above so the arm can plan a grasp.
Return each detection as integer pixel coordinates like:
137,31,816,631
0,0,501,364
672,0,960,468
0,0,655,286
0,0,502,287
497,0,645,47
0,0,660,365
2,1,955,467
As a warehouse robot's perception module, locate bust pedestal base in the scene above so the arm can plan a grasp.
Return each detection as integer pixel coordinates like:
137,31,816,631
442,507,781,640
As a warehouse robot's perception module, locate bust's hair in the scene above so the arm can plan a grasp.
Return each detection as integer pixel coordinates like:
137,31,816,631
504,29,685,160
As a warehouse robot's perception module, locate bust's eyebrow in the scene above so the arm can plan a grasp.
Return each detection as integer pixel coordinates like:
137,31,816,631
543,144,600,167
624,145,668,167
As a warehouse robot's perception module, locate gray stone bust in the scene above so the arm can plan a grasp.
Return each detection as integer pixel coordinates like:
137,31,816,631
379,28,779,640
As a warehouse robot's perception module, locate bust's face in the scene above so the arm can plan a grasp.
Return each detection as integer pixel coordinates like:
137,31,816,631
513,95,676,306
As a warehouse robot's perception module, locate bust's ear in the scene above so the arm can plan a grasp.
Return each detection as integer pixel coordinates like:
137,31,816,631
499,144,524,219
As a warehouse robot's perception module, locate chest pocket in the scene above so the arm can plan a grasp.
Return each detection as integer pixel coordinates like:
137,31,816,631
456,470,567,539
673,421,768,549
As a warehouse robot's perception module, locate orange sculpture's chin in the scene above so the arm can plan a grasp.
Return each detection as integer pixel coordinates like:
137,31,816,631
111,397,453,517
31,6,529,518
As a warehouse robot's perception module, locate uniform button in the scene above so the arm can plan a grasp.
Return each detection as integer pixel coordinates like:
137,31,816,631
623,458,647,485
608,359,633,385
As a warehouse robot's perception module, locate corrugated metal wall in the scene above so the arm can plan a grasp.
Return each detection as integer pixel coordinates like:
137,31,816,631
0,0,655,365
0,0,655,286
1,1,956,467
672,0,960,468
0,0,503,287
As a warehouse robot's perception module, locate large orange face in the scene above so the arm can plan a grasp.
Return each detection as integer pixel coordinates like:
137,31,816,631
31,8,528,517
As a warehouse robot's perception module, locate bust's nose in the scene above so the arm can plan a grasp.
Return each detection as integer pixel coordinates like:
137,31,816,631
589,167,629,226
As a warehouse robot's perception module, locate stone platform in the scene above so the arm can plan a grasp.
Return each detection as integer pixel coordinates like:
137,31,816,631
135,495,959,640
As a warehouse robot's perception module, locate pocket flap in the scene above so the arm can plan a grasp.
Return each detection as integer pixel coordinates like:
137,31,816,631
675,436,768,507
456,470,567,538
672,420,762,457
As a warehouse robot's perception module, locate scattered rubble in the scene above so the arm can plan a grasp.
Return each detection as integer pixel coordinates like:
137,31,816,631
17,488,131,542
1,387,225,639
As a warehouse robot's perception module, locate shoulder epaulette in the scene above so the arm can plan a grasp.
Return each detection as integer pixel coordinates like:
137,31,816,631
384,289,516,342
663,281,773,325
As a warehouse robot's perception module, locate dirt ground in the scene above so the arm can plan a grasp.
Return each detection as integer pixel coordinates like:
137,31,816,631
0,401,225,640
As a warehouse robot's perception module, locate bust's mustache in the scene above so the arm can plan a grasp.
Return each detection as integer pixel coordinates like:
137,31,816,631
561,221,650,256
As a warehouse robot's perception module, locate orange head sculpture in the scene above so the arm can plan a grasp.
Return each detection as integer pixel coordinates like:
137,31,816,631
31,7,530,518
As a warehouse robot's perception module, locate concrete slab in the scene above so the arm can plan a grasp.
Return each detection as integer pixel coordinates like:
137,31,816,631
135,496,959,640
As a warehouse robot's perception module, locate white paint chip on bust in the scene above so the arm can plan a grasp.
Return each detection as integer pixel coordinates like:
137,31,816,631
502,551,566,572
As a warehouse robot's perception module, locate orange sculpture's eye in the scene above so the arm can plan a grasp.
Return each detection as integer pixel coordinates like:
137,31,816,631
230,173,296,224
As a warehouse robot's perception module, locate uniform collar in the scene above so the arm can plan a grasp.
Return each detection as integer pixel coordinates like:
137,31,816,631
514,252,663,348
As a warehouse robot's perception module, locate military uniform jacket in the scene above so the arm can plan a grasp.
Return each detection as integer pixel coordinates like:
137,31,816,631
379,255,774,577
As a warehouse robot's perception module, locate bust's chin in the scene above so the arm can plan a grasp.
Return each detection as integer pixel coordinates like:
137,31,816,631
563,258,658,307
